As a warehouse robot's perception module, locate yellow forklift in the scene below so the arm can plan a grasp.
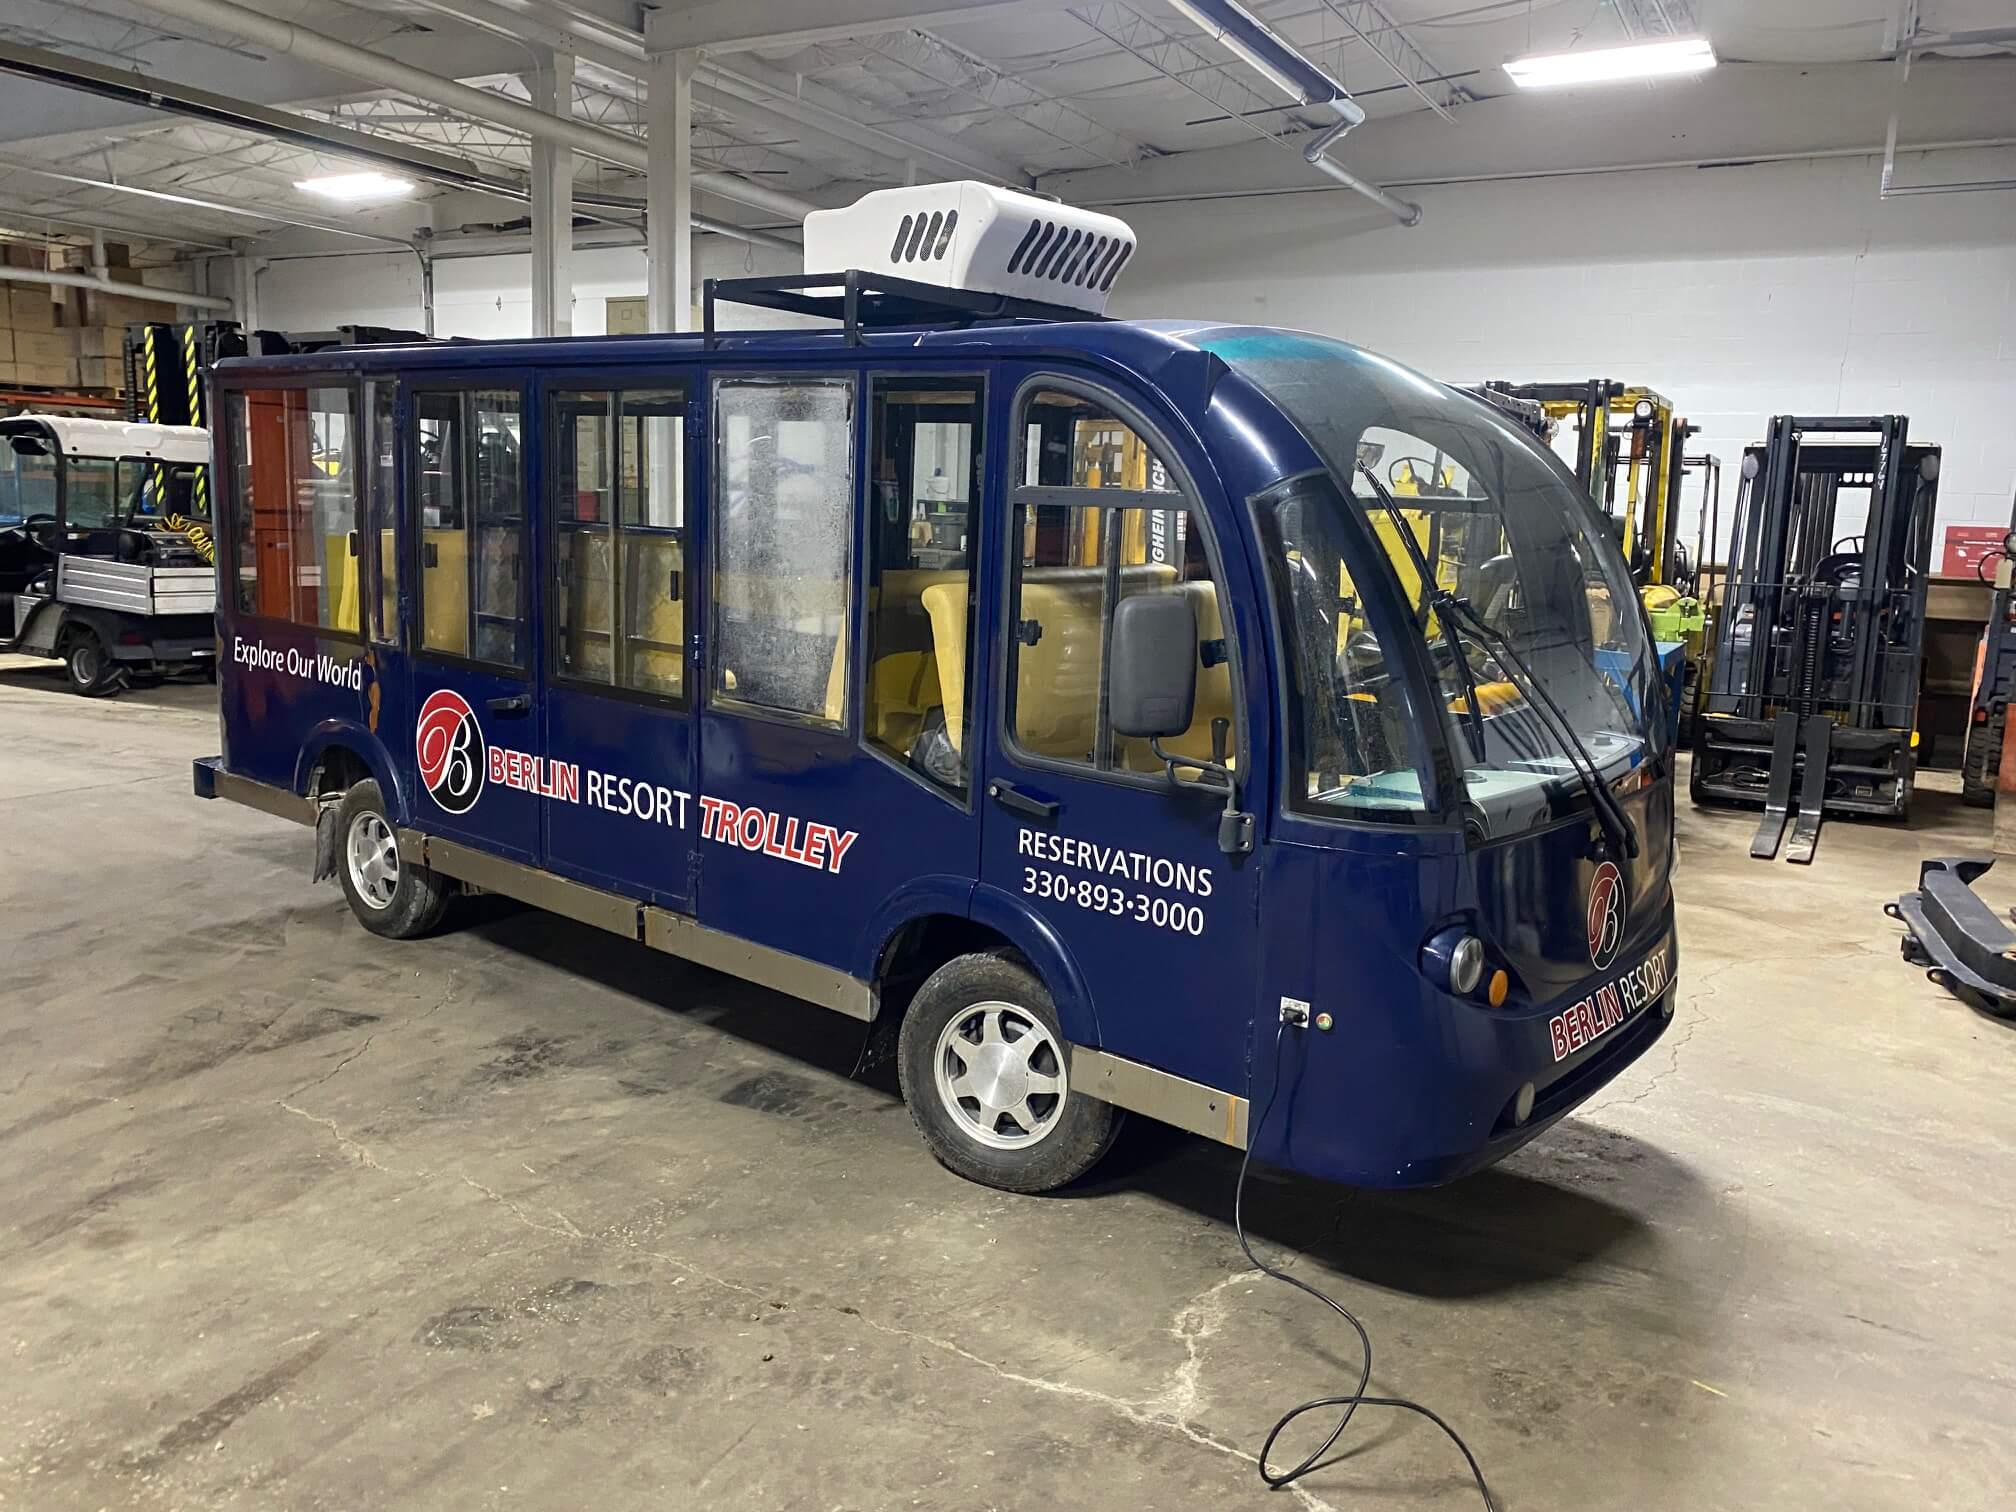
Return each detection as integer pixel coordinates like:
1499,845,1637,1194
1483,381,1702,735
1482,380,1695,590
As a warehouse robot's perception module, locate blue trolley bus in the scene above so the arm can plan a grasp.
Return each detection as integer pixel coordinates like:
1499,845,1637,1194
195,184,1676,1195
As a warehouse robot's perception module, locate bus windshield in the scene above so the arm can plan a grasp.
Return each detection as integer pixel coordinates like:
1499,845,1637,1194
1203,328,1661,837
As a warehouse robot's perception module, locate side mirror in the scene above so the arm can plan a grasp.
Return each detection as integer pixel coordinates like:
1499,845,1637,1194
1109,590,1197,740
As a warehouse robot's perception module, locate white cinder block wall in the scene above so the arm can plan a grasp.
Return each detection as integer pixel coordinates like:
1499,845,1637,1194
1107,147,2016,561
250,238,801,341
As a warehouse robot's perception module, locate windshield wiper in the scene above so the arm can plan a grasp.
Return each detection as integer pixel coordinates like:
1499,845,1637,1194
1354,465,1486,764
1439,594,1640,860
1355,465,1639,860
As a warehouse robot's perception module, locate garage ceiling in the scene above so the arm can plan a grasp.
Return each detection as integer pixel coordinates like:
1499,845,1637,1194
0,0,2009,260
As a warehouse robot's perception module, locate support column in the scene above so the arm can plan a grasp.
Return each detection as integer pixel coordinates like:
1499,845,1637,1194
528,47,576,337
646,48,698,333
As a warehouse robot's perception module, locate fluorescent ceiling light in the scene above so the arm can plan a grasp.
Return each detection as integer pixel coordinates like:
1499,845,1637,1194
1166,0,1315,106
294,171,415,203
1504,36,1717,89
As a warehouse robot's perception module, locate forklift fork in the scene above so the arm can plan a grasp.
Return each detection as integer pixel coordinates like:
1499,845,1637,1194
1749,710,1800,860
1784,714,1834,864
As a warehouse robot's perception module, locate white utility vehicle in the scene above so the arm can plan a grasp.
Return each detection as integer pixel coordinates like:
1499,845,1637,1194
0,415,216,694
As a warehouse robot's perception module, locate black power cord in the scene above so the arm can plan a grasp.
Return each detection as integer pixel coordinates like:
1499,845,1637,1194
1234,1020,1500,1510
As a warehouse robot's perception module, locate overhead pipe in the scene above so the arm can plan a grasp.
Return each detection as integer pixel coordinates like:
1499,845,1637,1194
357,0,907,188
0,41,795,251
448,0,1024,185
1878,43,2015,200
125,0,818,223
0,265,232,311
1167,0,1422,226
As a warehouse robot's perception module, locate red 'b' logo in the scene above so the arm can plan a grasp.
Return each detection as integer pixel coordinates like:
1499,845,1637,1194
416,688,484,814
1587,860,1625,971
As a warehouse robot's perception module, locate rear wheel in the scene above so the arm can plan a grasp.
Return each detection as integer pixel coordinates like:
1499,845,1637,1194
897,953,1119,1193
335,780,452,939
62,628,119,697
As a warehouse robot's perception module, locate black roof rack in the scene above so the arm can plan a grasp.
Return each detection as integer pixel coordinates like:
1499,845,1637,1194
703,269,1102,349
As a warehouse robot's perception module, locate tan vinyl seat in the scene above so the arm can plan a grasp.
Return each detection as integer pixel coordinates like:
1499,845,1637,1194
825,568,968,739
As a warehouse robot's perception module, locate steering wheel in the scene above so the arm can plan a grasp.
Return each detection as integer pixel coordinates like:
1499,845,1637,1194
1388,456,1444,491
20,511,60,548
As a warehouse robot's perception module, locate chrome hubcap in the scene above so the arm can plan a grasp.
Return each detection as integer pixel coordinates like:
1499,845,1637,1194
346,811,400,910
72,642,99,683
933,1002,1066,1150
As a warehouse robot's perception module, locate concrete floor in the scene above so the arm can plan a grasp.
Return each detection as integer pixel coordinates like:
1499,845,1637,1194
2,657,2012,1512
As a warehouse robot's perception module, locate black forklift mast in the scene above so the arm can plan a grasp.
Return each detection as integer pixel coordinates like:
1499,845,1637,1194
1692,415,1940,863
121,319,435,426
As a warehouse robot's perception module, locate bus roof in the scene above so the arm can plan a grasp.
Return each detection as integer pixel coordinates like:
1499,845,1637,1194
207,317,1275,380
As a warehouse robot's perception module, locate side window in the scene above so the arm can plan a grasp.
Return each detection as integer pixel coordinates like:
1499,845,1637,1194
415,388,526,666
711,377,854,725
223,384,360,634
863,375,983,793
64,457,119,529
1008,386,1235,779
1251,473,1433,817
552,386,687,696
0,438,56,526
366,379,398,645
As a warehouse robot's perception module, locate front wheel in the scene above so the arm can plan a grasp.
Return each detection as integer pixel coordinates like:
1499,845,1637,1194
334,780,453,939
897,953,1120,1193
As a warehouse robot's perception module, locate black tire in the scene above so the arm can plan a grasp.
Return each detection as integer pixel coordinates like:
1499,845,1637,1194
1962,707,2002,808
333,780,453,939
897,952,1120,1194
62,628,119,697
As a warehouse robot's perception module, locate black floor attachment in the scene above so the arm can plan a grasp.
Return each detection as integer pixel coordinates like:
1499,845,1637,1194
1889,857,2016,1019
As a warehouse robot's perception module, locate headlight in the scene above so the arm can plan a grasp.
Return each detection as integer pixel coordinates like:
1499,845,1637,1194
1450,935,1485,995
1422,926,1488,997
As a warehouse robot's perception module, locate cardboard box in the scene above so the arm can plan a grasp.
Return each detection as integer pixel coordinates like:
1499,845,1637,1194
6,359,78,389
7,286,58,329
72,326,123,359
14,328,71,367
77,356,123,391
82,291,168,327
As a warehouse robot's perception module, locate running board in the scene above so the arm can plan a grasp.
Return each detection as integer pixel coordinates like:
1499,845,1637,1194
198,762,1253,1151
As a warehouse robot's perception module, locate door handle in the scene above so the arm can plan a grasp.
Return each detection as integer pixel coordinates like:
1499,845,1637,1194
487,693,532,715
988,781,1058,821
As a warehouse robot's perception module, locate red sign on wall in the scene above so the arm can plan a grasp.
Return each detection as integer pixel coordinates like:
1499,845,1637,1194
1942,525,2007,579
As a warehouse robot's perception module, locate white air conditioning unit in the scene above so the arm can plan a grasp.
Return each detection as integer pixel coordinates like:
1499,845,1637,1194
801,182,1137,317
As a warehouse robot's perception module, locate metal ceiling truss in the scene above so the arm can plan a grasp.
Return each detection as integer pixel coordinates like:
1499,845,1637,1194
1304,1,1464,119
1609,0,1698,39
843,29,1148,170
1066,2,1313,149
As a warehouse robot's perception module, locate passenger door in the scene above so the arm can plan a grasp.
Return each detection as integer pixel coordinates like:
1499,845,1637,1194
539,380,698,907
976,375,1257,1089
693,370,986,974
403,381,543,863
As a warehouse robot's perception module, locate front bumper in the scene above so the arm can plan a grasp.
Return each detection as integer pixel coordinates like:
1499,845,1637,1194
1269,925,1680,1189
